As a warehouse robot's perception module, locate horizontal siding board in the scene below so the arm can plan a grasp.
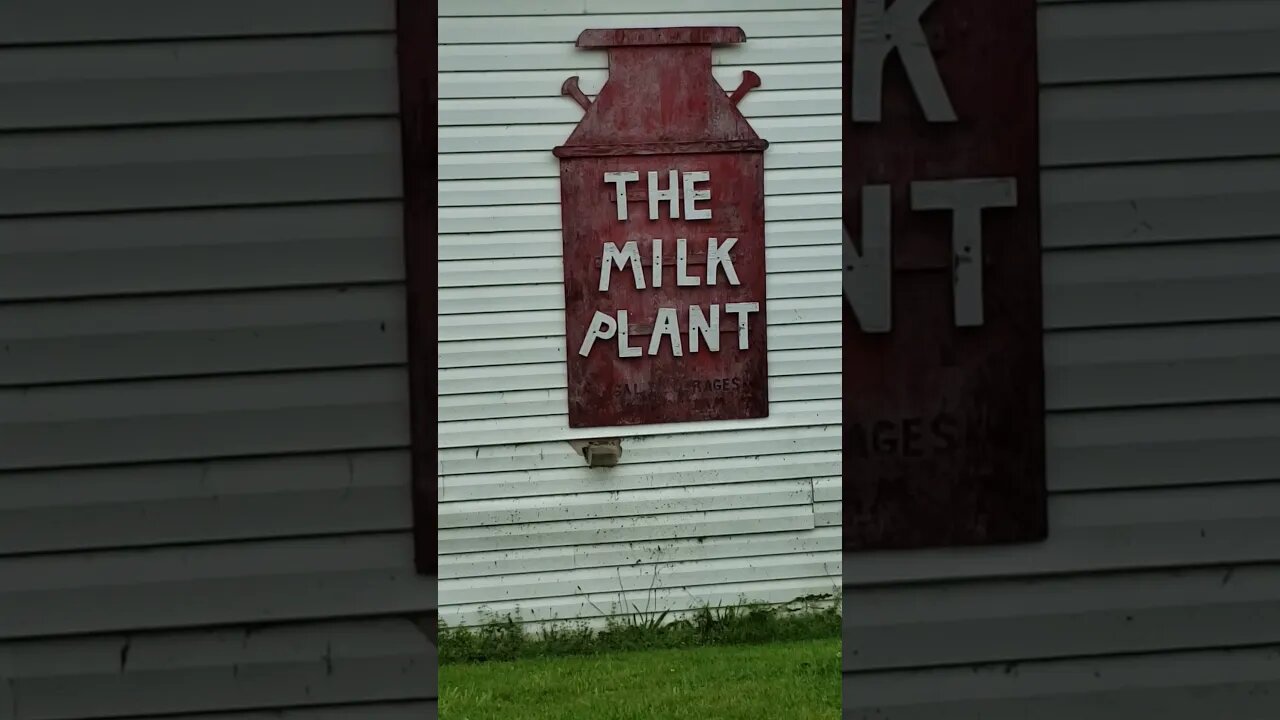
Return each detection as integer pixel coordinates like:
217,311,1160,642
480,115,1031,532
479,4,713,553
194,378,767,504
813,500,840,528
0,286,406,386
0,202,403,302
439,479,812,529
0,120,400,218
438,424,840,475
1042,158,1280,248
1045,238,1280,327
3,620,434,719
451,88,839,126
439,0,842,17
845,481,1280,588
1048,402,1280,492
0,0,395,46
438,452,841,502
445,575,838,626
439,34,840,72
1046,320,1280,409
1039,1,1280,84
847,564,1280,672
438,10,842,45
440,141,840,181
439,115,840,154
437,347,840,395
0,451,408,556
844,645,1280,720
436,374,840,422
439,61,839,100
0,368,408,471
1041,76,1280,166
0,35,397,131
442,551,841,606
439,398,841,449
439,506,816,557
0,534,434,640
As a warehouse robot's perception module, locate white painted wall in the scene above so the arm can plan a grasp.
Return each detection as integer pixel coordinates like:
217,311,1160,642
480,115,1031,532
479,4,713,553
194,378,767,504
437,0,844,627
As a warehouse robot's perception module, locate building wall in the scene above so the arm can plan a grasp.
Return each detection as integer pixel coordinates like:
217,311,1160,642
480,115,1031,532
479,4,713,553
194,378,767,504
438,0,845,627
844,1,1280,716
0,2,435,718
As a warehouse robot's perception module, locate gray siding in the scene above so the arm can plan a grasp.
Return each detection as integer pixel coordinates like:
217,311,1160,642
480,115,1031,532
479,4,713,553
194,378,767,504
0,2,435,718
845,1,1280,716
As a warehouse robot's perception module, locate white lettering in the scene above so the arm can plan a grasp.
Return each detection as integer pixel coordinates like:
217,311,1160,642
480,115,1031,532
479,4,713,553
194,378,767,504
852,0,956,123
706,237,739,286
599,241,645,292
724,302,760,350
648,170,680,220
676,238,699,287
682,171,712,220
603,171,638,221
651,238,663,288
616,309,642,358
911,177,1018,327
648,307,683,357
688,304,720,353
578,311,617,357
844,185,893,333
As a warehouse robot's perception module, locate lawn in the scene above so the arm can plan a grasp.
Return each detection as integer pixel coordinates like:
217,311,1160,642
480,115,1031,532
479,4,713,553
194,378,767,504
439,637,841,720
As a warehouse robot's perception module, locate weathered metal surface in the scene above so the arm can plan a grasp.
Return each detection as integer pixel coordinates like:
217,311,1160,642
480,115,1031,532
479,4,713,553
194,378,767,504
395,0,436,578
554,27,772,428
843,0,1047,550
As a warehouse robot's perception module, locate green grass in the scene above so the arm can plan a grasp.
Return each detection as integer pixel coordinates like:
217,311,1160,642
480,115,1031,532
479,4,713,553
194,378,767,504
440,597,841,663
440,637,841,720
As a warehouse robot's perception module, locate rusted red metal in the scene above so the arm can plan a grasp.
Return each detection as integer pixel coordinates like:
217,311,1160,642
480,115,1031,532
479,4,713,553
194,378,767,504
554,27,771,428
843,0,1047,550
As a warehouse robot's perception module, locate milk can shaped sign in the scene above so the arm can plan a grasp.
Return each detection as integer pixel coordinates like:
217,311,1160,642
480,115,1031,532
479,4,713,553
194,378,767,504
554,28,771,428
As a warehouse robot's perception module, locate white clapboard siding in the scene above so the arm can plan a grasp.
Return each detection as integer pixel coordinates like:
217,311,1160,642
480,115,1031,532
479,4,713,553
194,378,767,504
0,1,395,46
845,2,1280,708
0,620,435,720
0,451,410,556
0,35,399,131
447,576,840,627
440,506,817,557
433,3,843,635
846,562,1280,671
0,534,434,641
845,645,1280,720
0,2,436,717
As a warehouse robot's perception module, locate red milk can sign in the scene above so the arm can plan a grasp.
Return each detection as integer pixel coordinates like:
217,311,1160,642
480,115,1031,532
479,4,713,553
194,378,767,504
554,27,770,429
844,0,1047,551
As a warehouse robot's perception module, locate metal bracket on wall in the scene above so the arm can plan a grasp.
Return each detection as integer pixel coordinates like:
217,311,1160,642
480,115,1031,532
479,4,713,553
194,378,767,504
569,438,623,467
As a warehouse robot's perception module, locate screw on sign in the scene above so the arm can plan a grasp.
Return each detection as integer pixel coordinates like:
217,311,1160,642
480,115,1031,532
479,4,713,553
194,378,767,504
553,27,771,429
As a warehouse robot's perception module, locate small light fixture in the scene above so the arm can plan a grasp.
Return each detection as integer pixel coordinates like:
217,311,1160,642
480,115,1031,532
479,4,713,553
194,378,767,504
570,438,622,468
